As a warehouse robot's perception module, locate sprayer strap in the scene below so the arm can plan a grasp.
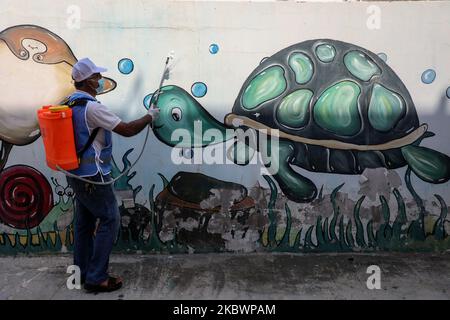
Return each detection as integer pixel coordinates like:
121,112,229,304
65,98,101,160
78,127,100,159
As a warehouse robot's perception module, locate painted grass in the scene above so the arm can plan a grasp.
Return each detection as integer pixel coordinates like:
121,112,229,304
0,181,188,255
260,171,449,253
1,169,448,254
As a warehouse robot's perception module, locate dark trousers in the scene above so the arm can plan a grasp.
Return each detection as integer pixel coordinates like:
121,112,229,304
67,173,120,285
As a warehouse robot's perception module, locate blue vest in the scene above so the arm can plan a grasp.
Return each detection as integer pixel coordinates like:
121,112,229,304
65,92,113,177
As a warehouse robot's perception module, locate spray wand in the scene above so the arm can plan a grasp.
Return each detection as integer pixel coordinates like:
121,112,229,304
57,51,175,185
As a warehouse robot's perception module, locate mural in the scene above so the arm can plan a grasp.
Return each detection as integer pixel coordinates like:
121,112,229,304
154,171,265,252
0,20,449,255
0,25,114,253
0,25,116,170
149,40,450,203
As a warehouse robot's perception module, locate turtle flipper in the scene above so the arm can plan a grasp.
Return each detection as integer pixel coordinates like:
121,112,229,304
401,145,450,184
227,140,255,165
261,140,317,202
226,128,258,165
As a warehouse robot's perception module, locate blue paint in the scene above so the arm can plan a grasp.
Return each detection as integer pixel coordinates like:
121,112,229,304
377,53,387,62
143,94,152,110
118,58,134,74
209,44,219,54
421,69,436,84
191,82,208,98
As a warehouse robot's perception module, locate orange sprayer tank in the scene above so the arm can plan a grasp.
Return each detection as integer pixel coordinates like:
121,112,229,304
37,105,79,171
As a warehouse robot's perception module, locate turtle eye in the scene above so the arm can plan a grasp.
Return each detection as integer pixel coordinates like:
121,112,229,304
19,50,27,58
171,107,182,121
35,54,43,61
55,186,64,196
65,186,74,197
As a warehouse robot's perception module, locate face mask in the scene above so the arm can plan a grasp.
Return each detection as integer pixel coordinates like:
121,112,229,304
96,78,105,94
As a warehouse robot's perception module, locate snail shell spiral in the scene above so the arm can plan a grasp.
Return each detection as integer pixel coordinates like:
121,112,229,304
0,165,53,229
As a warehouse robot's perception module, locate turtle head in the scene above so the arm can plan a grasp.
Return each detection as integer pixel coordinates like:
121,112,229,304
150,85,231,148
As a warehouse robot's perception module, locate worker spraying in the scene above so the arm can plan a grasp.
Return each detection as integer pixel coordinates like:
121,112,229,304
61,57,160,293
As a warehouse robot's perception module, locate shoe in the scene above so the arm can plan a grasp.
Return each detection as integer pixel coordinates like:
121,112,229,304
84,276,123,293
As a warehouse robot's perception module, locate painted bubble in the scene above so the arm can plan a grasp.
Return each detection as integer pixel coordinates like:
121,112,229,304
118,58,134,74
209,44,219,54
421,69,436,84
377,53,388,62
143,94,152,110
446,87,450,99
191,82,208,98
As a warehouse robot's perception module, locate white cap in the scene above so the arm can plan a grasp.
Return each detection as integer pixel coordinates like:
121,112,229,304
71,58,108,82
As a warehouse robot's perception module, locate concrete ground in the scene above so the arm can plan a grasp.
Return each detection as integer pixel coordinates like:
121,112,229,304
0,252,449,300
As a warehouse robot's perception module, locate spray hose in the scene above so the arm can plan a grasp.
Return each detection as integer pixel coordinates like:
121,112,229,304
56,51,175,186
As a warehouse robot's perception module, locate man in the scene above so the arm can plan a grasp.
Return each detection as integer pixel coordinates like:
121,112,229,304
65,58,160,293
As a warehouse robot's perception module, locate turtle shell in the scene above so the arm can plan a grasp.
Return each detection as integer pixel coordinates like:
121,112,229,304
232,39,420,173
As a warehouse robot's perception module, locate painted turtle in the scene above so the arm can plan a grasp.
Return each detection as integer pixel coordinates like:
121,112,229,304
150,39,450,202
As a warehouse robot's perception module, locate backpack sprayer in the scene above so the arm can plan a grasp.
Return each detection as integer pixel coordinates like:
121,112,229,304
37,51,175,186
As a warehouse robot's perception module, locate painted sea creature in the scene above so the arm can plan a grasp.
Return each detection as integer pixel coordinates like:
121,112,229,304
0,25,116,169
149,39,450,202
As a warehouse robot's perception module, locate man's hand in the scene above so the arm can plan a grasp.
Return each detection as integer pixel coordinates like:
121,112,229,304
113,113,154,137
147,106,160,121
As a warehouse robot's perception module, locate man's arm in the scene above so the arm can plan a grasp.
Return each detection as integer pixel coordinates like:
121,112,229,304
113,114,153,137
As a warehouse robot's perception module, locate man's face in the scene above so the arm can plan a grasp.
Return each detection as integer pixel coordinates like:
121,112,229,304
85,73,102,91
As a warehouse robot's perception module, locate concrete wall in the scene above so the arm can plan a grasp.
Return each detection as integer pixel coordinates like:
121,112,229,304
0,0,449,254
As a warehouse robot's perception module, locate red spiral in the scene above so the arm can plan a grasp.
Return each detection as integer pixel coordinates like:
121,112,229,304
0,165,53,229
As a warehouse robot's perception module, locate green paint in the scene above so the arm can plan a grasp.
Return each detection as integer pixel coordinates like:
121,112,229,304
261,140,317,202
315,44,336,63
32,197,73,233
278,203,292,249
148,184,165,251
304,225,315,250
242,66,287,110
405,167,426,241
433,195,448,240
151,85,232,147
368,84,405,132
344,50,380,81
339,216,351,251
288,53,314,84
330,183,344,243
227,139,256,166
376,195,393,249
112,150,137,191
391,189,407,247
313,81,361,136
354,196,367,248
402,145,450,184
315,216,325,247
158,173,170,188
262,175,278,248
276,89,312,128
